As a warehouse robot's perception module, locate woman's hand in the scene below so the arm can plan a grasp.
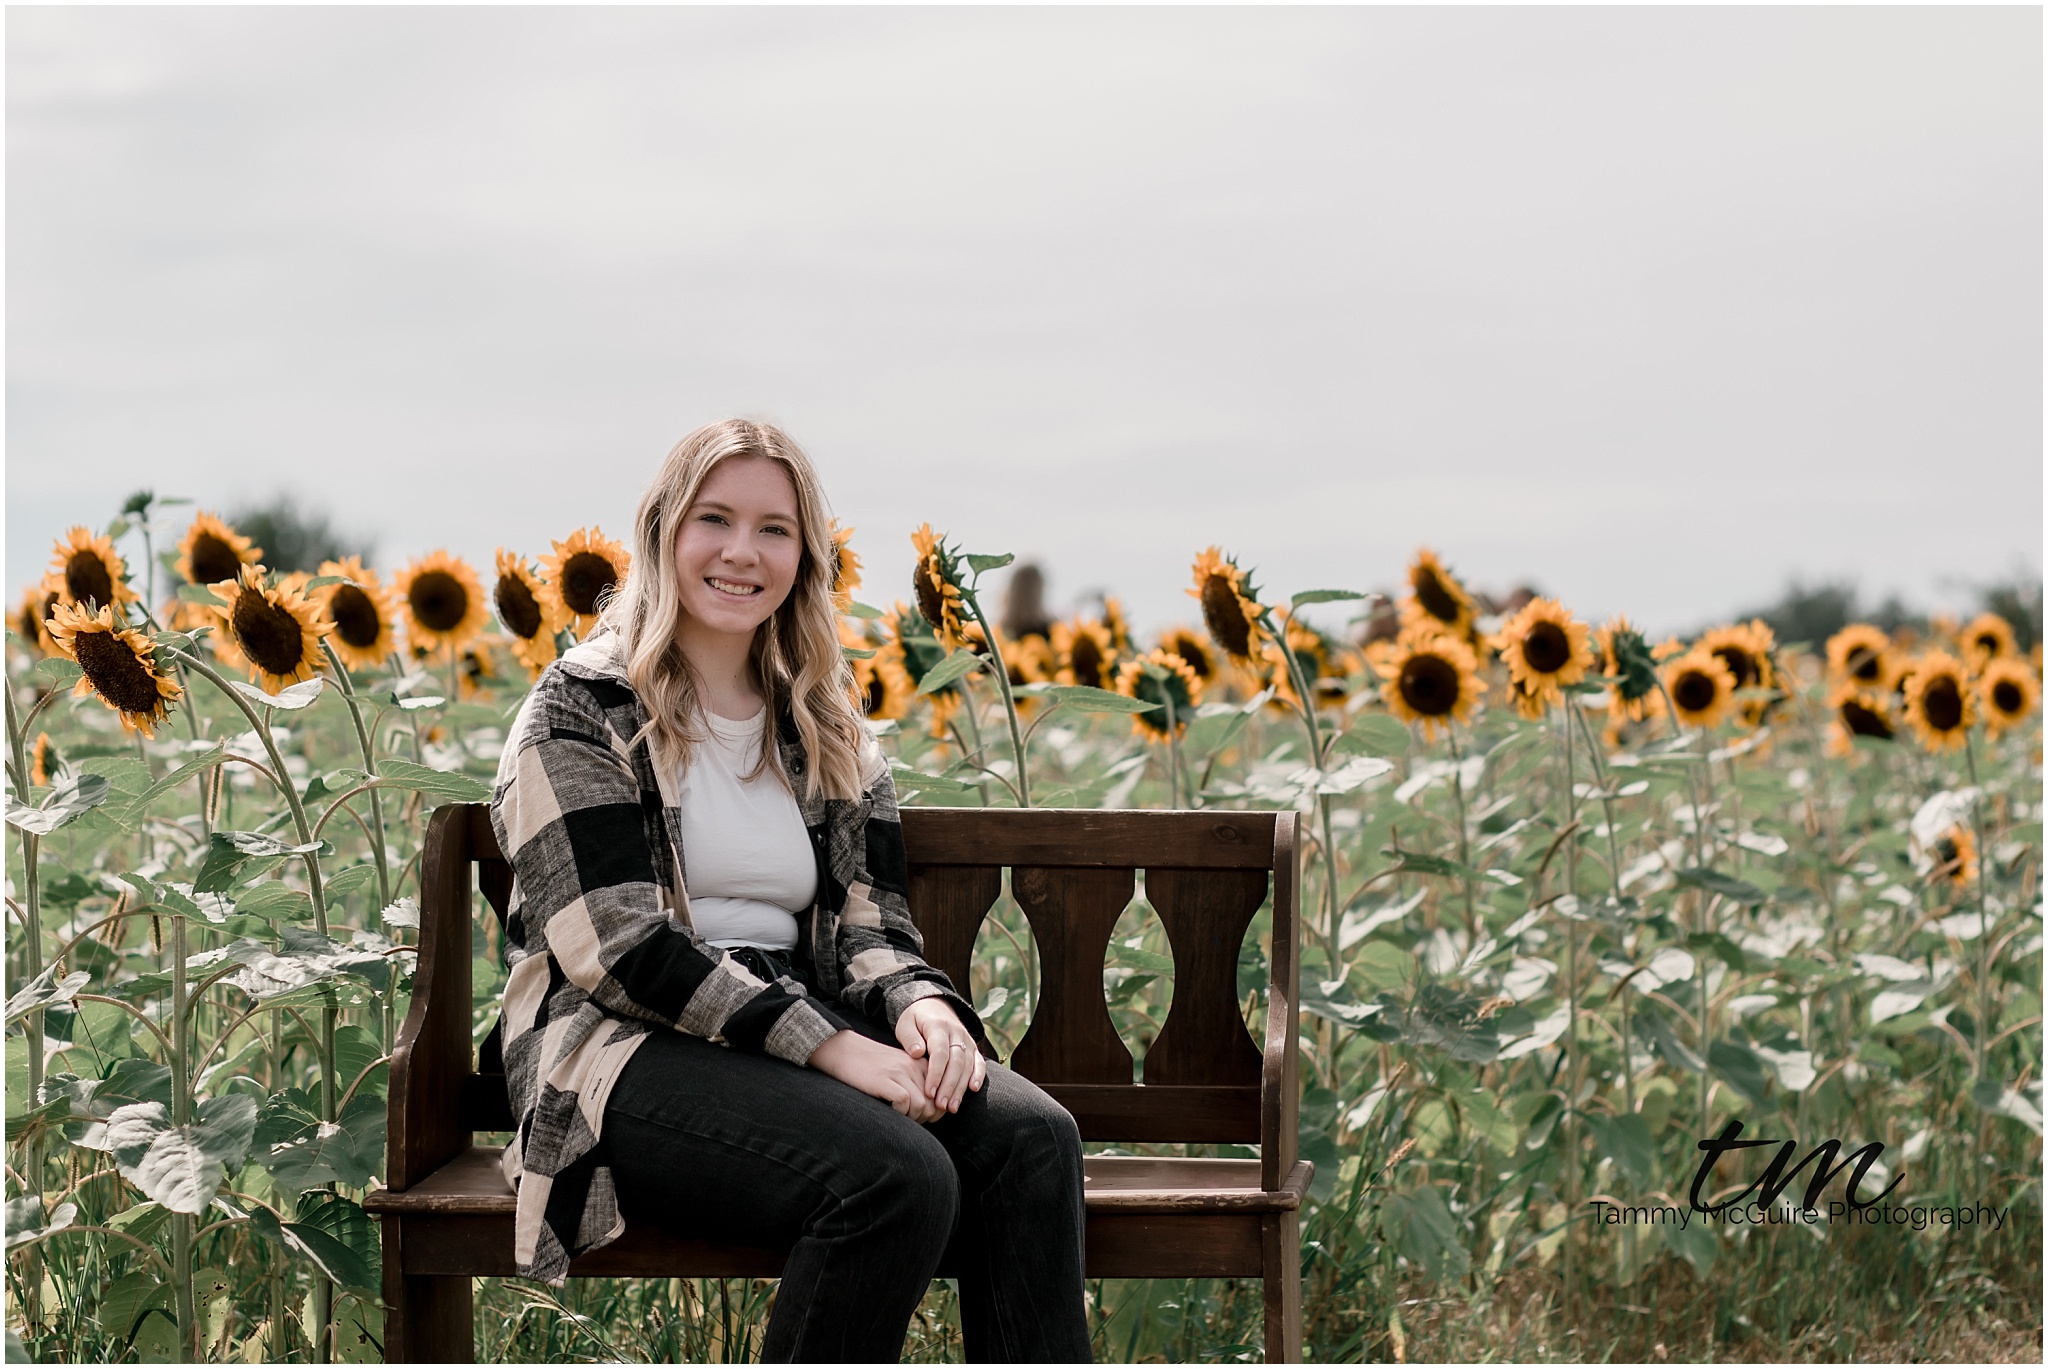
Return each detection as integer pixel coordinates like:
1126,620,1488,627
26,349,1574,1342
895,998,987,1114
807,1031,946,1123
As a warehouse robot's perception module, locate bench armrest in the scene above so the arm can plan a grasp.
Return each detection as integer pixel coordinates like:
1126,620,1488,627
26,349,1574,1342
1259,810,1302,1193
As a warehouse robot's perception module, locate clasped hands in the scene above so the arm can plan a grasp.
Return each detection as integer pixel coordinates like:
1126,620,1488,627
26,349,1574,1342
807,998,985,1123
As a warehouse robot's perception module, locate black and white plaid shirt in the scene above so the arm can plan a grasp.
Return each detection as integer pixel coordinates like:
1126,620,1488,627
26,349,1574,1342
490,632,979,1284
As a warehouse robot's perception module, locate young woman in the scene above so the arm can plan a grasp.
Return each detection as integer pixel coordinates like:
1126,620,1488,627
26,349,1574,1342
489,418,1092,1362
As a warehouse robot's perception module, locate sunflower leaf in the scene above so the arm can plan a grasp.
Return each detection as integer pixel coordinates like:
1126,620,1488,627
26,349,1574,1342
110,745,227,826
177,584,229,609
1291,589,1365,608
8,773,112,835
32,658,83,687
371,759,490,802
841,646,878,660
842,600,885,620
1675,867,1768,907
302,575,347,591
1047,686,1158,714
917,650,984,695
962,553,1014,575
388,694,445,711
4,966,92,1026
229,678,325,712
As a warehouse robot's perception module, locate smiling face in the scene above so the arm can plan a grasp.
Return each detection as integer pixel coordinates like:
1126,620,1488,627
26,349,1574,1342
672,454,806,646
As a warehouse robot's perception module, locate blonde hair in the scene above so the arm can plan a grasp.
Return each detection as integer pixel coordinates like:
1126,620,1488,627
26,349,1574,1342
601,419,866,802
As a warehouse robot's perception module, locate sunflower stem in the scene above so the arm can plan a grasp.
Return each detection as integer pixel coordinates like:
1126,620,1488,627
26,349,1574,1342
168,909,200,1364
1446,727,1477,937
5,680,49,1338
321,642,391,910
960,591,1031,807
1267,612,1343,970
1963,734,1995,1084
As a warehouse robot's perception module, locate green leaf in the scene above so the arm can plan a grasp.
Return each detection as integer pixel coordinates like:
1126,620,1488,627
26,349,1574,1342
1685,931,1748,973
4,966,91,1025
841,645,878,660
1635,1004,1704,1073
303,768,370,804
1675,867,1768,907
1181,706,1253,760
1290,588,1365,608
231,883,315,923
1379,1185,1470,1282
372,759,491,802
1708,1039,1770,1104
111,1094,260,1214
916,650,984,695
302,574,348,591
1046,685,1157,714
324,864,377,897
842,600,885,620
109,745,226,826
98,1270,173,1342
1588,1112,1658,1186
962,552,1014,574
177,583,229,608
229,677,325,711
258,1093,382,1192
887,762,978,796
7,773,112,836
295,1193,380,1291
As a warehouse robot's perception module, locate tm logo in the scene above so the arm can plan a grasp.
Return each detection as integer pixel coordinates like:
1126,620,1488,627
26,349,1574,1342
1689,1120,1904,1215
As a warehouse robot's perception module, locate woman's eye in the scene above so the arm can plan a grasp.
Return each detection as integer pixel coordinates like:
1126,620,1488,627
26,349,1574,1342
698,513,726,525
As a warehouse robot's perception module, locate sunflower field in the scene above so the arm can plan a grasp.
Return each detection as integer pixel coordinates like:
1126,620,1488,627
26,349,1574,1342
4,493,2042,1363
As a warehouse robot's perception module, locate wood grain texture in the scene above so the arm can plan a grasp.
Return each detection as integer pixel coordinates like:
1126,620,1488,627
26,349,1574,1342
1039,1084,1261,1143
1141,867,1267,1088
1261,810,1302,1194
901,808,1280,870
1007,866,1136,1084
905,864,1001,1010
381,1218,474,1363
1262,1209,1304,1363
386,803,479,1192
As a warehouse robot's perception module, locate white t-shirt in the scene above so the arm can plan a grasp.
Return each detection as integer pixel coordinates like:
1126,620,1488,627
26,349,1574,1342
674,707,817,951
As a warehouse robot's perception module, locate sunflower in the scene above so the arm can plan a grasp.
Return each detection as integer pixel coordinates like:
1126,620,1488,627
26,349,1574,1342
1101,596,1133,655
1188,547,1266,667
1003,632,1056,688
1399,548,1475,640
211,565,332,694
301,557,397,675
1662,649,1737,730
394,551,490,656
1372,628,1482,738
13,580,62,656
828,521,864,613
538,527,630,638
1699,621,1778,727
1593,615,1661,725
1824,691,1896,757
46,601,182,737
1115,650,1202,740
1960,612,2018,670
492,549,565,676
458,637,508,701
174,512,262,604
1825,624,1897,698
47,527,136,612
1978,657,2037,739
1505,672,1550,722
909,525,972,650
1052,617,1117,690
1494,598,1593,712
1926,824,1978,890
29,733,60,787
847,626,915,722
1901,650,1974,752
1158,626,1217,686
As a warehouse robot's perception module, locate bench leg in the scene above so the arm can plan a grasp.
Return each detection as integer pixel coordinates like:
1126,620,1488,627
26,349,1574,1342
381,1218,473,1362
1261,1210,1302,1363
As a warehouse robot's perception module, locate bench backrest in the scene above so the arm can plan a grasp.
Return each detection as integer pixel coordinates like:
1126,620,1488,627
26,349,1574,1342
390,804,1301,1195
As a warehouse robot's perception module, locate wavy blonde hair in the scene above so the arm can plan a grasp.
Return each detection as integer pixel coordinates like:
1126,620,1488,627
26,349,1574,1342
600,419,866,801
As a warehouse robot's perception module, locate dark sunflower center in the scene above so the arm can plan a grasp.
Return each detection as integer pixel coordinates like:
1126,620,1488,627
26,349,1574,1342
1849,647,1882,682
914,560,948,631
1841,699,1892,739
463,650,489,686
560,552,617,616
1397,653,1459,716
1920,676,1963,732
1174,635,1213,680
495,573,544,640
1992,680,2024,714
66,551,115,608
1414,568,1462,625
74,627,164,713
232,590,309,676
1523,622,1571,675
189,533,244,587
1070,635,1106,689
328,585,383,648
1673,669,1718,713
864,673,887,717
1974,632,2001,657
1199,576,1251,656
1933,835,1960,867
408,571,469,632
1712,647,1756,690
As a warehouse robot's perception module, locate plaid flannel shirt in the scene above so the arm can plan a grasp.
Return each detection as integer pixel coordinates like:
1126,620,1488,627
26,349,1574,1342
489,633,980,1284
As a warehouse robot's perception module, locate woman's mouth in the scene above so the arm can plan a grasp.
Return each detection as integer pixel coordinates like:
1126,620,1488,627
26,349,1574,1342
707,577,762,598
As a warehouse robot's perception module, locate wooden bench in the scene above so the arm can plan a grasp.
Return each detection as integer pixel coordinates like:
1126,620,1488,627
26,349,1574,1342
367,804,1310,1361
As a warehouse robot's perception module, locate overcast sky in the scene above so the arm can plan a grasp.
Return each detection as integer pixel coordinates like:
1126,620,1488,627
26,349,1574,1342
8,6,2041,641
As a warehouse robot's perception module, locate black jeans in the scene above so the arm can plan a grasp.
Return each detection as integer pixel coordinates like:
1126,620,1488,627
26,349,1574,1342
602,953,1092,1363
